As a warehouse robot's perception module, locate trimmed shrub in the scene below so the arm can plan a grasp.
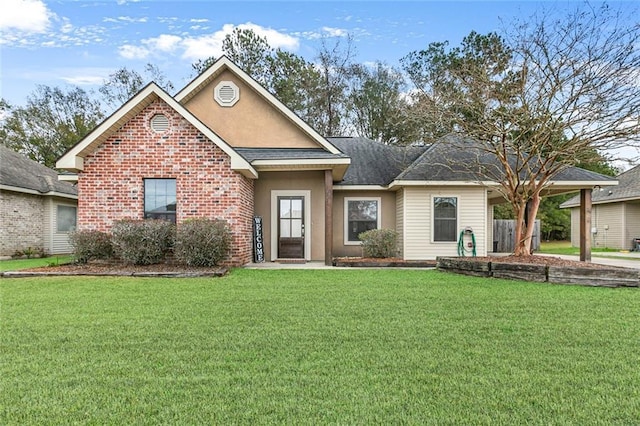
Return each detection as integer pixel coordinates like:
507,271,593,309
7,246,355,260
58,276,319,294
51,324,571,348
69,230,113,264
174,218,231,267
359,228,399,258
111,219,175,265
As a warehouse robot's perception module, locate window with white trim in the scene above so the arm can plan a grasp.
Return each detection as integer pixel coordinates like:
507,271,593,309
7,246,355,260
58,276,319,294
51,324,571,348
56,205,77,233
344,197,381,244
144,179,176,223
433,196,457,242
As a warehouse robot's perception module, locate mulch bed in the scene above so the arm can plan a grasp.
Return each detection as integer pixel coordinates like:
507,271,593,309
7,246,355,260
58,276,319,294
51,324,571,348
334,255,617,269
472,255,620,269
333,257,436,268
2,261,228,278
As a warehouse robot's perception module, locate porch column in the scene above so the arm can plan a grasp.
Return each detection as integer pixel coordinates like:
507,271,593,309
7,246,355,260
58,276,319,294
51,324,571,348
324,170,333,266
579,188,592,262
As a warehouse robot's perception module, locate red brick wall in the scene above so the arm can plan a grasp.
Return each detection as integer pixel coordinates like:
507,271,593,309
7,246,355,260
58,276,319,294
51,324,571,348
78,99,255,266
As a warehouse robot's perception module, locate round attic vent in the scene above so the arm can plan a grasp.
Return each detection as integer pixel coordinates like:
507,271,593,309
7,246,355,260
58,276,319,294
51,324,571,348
214,81,239,107
150,114,170,133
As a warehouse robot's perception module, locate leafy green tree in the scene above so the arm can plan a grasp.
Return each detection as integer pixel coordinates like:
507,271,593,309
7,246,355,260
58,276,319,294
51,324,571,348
266,50,324,129
1,85,104,168
191,27,273,83
348,62,416,145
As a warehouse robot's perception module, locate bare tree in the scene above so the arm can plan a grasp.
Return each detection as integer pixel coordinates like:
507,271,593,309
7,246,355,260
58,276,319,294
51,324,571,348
403,5,640,256
314,35,356,136
99,63,174,111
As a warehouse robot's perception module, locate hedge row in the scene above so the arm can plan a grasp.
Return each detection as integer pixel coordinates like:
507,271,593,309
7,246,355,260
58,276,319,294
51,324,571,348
70,218,231,266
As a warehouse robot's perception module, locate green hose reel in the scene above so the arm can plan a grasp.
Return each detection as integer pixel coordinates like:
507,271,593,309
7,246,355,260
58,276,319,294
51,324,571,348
457,227,477,257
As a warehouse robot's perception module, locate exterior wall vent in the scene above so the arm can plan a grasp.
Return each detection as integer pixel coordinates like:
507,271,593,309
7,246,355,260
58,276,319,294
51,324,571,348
150,114,170,133
214,81,239,107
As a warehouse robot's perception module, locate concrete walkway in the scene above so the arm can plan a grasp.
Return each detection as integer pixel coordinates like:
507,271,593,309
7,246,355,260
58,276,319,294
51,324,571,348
244,261,335,269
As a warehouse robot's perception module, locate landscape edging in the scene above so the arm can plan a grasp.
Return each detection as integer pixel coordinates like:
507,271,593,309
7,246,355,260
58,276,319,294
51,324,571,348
436,257,640,288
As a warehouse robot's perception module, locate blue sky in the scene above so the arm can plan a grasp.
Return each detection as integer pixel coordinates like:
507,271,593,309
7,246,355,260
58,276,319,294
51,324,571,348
0,0,594,106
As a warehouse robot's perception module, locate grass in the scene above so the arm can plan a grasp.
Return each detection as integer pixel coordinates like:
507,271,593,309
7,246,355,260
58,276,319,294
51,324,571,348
2,269,640,424
540,240,638,259
0,255,73,272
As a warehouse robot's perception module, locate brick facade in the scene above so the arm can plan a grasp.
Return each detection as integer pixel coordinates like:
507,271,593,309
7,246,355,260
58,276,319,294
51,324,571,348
78,99,255,265
0,190,45,256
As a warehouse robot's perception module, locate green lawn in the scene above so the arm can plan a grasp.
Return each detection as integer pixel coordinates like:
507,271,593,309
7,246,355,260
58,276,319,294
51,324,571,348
0,255,72,272
2,269,640,424
539,240,636,258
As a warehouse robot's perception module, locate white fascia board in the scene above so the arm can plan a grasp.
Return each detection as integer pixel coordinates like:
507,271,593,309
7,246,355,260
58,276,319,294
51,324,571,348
546,180,619,188
0,184,78,200
389,180,495,189
175,56,342,155
0,184,41,195
58,174,78,182
251,158,351,167
333,185,389,191
43,192,78,200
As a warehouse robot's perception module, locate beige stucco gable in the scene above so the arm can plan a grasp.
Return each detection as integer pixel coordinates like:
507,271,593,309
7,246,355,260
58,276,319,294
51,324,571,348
176,57,341,153
182,69,320,149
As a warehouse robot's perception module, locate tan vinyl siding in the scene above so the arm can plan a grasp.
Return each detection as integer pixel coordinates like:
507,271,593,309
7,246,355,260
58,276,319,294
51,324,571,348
592,203,624,249
43,198,52,253
624,202,640,250
396,188,404,258
403,186,487,260
49,198,76,254
487,203,494,253
570,208,580,247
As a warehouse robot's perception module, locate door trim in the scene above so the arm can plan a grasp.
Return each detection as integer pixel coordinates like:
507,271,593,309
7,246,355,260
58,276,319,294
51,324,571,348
271,190,311,261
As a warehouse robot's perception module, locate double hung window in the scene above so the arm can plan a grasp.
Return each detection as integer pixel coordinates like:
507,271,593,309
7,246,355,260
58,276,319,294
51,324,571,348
144,179,176,223
345,198,381,244
433,196,457,242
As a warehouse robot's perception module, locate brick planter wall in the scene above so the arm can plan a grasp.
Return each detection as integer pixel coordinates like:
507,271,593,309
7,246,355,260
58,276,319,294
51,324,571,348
78,99,255,266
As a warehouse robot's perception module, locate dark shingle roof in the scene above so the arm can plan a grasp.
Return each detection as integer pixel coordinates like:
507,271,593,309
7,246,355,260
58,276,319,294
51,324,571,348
0,145,77,197
235,148,348,162
561,164,640,207
396,134,617,183
327,137,428,185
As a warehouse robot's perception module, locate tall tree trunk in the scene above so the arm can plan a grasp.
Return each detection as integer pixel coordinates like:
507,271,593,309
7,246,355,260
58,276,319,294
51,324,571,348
513,200,527,256
513,192,541,256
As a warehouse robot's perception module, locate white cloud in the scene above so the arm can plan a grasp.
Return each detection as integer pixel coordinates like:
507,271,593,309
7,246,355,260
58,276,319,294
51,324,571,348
119,44,150,60
61,74,108,85
190,18,209,23
294,26,350,40
0,0,52,33
183,22,299,60
145,34,182,52
117,22,299,62
322,26,348,37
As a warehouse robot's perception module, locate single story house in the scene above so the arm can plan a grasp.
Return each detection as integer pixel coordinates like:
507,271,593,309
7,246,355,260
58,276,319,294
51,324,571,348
1,144,78,257
561,165,640,250
56,56,614,265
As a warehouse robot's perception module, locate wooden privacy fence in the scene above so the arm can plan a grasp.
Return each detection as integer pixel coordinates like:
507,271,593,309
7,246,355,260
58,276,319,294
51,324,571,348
493,220,540,253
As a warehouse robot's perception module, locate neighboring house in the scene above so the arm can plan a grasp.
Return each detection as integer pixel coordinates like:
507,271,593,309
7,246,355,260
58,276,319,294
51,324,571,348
0,145,78,257
561,165,640,250
56,56,613,265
